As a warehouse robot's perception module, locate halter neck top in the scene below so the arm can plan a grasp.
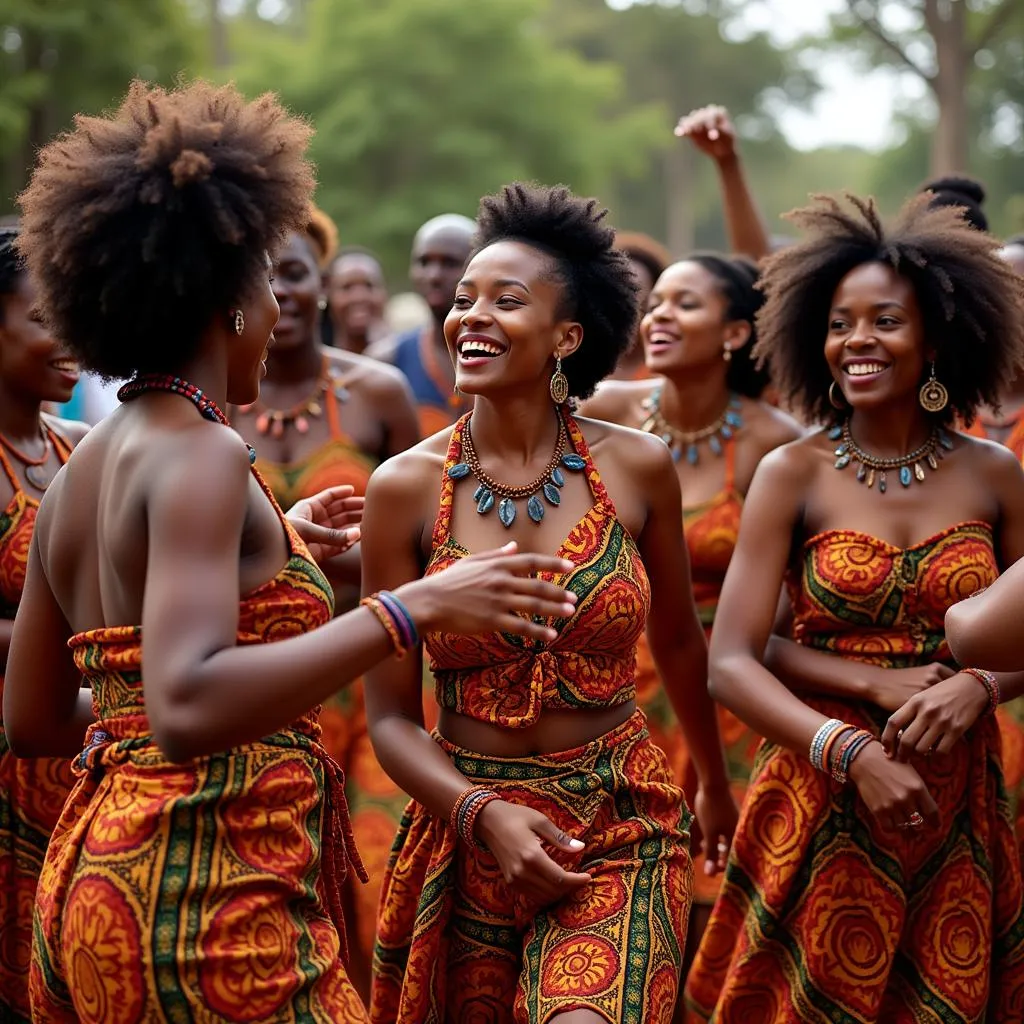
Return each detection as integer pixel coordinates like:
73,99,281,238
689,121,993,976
682,437,742,632
788,521,998,669
0,427,72,619
254,379,376,510
424,412,650,728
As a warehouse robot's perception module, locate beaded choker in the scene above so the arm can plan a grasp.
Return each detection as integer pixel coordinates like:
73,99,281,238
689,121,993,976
828,420,952,493
237,356,349,437
640,387,742,465
117,375,257,465
0,424,56,491
447,409,585,527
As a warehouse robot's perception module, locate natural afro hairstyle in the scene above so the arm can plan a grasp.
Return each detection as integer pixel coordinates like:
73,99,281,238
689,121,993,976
919,175,988,232
681,253,768,398
473,183,638,400
0,225,23,322
754,192,1024,426
615,231,670,289
17,79,314,380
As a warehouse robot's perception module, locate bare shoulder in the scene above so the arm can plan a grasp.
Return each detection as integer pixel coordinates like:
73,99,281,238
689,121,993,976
578,378,656,425
751,428,823,491
955,430,1024,486
41,412,90,447
575,414,674,483
738,398,805,454
326,348,411,399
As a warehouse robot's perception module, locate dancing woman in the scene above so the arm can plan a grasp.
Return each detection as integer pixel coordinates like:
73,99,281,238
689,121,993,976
362,183,736,1024
5,82,576,1023
0,225,88,1022
582,253,800,958
685,194,1024,1023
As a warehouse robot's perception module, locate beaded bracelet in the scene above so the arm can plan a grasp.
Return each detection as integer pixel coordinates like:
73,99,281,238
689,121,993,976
377,590,420,649
821,724,854,775
962,667,1000,717
360,594,408,659
449,785,500,848
831,729,874,784
809,719,846,771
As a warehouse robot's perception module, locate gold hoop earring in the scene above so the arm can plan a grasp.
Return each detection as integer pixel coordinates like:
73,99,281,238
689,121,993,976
919,361,948,413
549,355,569,405
829,381,847,410
232,309,245,336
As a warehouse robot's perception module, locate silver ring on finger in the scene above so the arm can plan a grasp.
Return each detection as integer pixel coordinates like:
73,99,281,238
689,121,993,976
908,811,924,827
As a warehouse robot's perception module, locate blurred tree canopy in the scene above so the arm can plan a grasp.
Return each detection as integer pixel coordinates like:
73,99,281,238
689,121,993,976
1,0,1022,282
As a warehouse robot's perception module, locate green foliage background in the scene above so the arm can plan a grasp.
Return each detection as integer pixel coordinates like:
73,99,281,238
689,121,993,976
1,0,1022,284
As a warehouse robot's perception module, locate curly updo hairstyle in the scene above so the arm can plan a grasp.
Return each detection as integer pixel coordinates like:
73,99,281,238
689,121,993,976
683,253,768,398
919,175,988,233
473,183,639,400
17,80,315,380
754,193,1024,427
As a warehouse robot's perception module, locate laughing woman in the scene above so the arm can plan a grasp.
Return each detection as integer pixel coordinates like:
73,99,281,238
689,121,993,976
361,184,736,1024
5,82,578,1023
685,194,1024,1023
0,225,88,1022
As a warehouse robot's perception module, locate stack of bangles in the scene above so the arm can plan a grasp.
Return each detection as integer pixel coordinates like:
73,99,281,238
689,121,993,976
962,667,1000,717
809,718,876,784
361,590,420,659
450,785,501,849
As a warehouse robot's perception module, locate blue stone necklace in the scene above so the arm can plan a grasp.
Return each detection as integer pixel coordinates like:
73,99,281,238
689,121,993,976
447,410,586,527
640,386,743,465
829,419,951,494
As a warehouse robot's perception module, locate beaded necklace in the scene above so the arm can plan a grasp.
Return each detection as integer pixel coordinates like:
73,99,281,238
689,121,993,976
0,423,59,491
117,375,257,465
828,420,952,493
236,355,349,438
447,407,585,527
640,386,743,465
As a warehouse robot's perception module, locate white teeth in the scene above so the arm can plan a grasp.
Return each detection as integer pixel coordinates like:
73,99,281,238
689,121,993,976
459,340,503,357
846,363,888,376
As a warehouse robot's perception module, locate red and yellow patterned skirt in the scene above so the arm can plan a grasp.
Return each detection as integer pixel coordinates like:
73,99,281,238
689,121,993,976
371,711,692,1024
684,697,1024,1023
30,722,368,1024
0,721,75,1023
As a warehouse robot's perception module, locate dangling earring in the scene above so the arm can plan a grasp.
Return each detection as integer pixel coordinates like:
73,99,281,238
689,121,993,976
231,309,245,336
549,355,569,405
317,296,327,311
829,381,847,410
919,361,948,413
723,344,732,363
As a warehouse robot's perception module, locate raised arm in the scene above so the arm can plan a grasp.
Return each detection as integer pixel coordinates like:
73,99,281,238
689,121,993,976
675,104,770,262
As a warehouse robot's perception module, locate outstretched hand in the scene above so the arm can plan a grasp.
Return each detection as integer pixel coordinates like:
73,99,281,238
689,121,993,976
285,485,364,563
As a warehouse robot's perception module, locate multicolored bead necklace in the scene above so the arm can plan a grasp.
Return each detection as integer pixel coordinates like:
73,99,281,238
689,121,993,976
236,355,349,437
640,386,743,465
117,375,257,465
828,420,952,493
447,408,585,527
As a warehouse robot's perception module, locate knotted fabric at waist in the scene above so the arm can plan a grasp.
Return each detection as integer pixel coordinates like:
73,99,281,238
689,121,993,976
432,647,637,728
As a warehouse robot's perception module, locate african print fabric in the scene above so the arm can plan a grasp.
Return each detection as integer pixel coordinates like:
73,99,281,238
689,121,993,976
424,410,651,728
685,522,1024,1023
29,507,370,1023
636,438,758,904
0,429,75,1022
371,712,692,1024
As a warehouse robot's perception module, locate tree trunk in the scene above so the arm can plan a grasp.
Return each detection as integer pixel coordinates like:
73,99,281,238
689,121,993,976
210,0,230,69
926,0,969,174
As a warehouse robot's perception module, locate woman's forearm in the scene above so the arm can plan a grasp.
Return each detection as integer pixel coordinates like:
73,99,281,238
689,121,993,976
765,635,877,701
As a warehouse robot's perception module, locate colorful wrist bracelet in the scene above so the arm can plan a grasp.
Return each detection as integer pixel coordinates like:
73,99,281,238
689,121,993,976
831,729,873,783
962,667,1000,717
377,590,420,649
360,594,407,659
821,724,853,775
809,718,845,771
450,785,499,849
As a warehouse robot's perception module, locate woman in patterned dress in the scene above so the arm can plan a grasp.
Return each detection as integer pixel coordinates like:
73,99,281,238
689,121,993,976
0,224,88,1022
3,81,576,1024
361,183,738,1024
684,193,1024,1023
582,252,801,974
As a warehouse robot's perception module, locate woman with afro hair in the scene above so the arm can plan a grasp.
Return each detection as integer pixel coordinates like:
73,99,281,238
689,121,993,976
684,193,1024,1023
582,251,801,975
360,182,736,1024
0,223,88,1022
5,82,577,1023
